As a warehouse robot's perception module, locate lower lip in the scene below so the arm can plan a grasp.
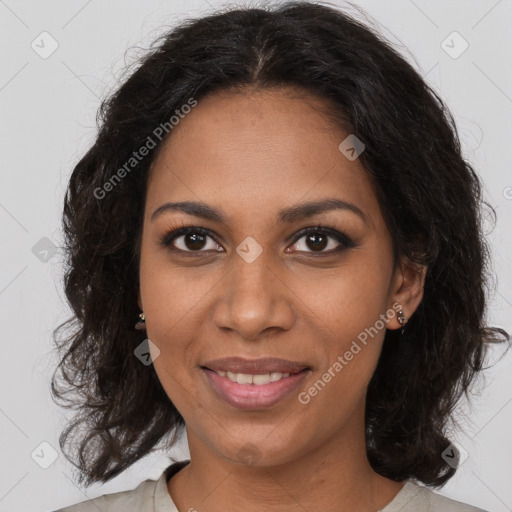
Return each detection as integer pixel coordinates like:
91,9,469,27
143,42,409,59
202,368,310,410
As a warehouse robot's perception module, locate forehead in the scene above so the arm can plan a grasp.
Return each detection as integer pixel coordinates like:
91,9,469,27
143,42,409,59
145,87,382,231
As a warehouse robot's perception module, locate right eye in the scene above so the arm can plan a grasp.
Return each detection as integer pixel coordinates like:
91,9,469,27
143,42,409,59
160,226,224,253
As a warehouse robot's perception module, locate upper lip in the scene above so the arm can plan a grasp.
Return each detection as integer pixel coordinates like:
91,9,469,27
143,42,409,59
202,357,310,375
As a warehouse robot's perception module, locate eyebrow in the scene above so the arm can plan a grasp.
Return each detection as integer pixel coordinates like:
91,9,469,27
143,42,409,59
151,198,367,224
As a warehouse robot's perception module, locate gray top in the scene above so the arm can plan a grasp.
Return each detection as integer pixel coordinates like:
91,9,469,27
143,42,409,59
55,460,488,512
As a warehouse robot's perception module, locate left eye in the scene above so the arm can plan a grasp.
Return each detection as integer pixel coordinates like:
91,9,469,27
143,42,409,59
287,227,355,254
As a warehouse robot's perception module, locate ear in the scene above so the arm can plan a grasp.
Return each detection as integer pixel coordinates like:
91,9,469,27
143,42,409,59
386,255,427,330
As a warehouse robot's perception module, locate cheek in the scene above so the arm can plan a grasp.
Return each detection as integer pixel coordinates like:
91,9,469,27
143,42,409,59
139,253,218,341
138,267,220,402
147,316,200,419
297,256,391,389
305,261,391,340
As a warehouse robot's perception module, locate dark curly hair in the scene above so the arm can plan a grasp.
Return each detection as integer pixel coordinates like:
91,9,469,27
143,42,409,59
51,0,509,489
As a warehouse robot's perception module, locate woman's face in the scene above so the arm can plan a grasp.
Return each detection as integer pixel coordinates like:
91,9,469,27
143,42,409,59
138,87,423,467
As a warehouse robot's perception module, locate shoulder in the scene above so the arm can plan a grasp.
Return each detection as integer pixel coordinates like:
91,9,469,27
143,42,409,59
382,480,489,512
52,460,188,512
424,486,489,512
52,475,161,512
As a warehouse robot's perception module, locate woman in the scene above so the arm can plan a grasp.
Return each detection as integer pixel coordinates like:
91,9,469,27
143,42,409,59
51,2,508,511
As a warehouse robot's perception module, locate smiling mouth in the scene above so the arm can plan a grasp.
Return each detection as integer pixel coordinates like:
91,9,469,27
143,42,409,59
201,366,311,410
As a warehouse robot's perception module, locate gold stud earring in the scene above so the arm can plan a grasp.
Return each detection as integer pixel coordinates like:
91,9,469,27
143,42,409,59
135,312,146,331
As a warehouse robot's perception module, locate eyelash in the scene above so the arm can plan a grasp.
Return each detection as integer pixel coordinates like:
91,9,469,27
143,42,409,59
159,223,357,256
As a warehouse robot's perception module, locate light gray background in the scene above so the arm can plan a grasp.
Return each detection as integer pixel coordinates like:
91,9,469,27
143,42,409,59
0,0,511,511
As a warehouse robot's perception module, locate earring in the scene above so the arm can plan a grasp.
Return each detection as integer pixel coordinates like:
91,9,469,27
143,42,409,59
397,309,406,335
135,312,146,331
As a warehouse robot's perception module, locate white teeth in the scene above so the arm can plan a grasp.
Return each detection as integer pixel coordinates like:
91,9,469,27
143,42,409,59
270,372,288,382
236,373,253,384
219,371,291,385
253,374,272,385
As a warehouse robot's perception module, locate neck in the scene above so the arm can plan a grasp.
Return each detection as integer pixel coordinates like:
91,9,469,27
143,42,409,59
167,403,404,512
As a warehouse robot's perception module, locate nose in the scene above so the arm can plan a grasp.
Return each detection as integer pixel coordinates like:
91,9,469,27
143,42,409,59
212,250,295,340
